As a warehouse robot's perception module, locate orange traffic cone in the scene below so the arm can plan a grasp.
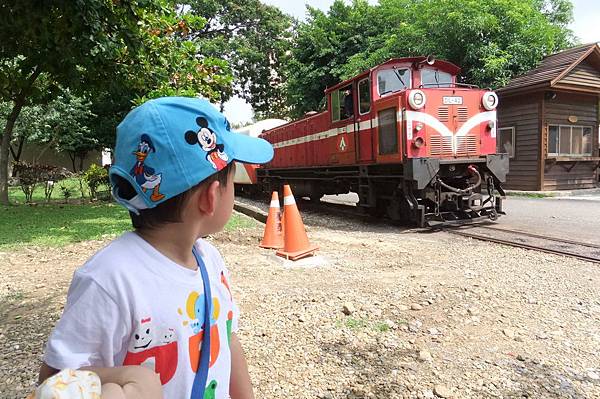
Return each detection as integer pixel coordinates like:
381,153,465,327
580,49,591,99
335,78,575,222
276,185,318,260
259,191,283,249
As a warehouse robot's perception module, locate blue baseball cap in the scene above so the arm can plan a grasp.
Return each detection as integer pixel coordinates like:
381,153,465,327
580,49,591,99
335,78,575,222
109,96,273,213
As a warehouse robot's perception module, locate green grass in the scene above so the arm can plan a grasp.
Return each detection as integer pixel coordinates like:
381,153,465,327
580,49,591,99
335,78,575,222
224,213,257,231
0,203,131,249
505,191,554,198
374,322,390,332
344,317,367,329
0,202,254,250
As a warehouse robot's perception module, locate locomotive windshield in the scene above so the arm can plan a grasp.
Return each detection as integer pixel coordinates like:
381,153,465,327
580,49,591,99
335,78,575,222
421,69,452,88
378,68,411,95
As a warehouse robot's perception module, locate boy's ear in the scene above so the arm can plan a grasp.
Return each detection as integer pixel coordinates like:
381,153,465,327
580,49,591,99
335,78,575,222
195,180,221,216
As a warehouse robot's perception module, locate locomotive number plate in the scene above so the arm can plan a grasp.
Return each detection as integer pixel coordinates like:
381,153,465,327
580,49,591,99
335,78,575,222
443,96,463,105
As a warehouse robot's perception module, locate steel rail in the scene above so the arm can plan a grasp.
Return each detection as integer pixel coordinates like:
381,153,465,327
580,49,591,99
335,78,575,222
475,225,600,250
447,229,600,264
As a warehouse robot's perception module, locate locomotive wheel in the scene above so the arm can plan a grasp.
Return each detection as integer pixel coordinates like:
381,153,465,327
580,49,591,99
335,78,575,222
309,189,323,203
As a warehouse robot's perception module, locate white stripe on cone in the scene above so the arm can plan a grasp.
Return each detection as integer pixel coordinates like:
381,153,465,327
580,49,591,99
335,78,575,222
283,195,295,206
270,200,280,208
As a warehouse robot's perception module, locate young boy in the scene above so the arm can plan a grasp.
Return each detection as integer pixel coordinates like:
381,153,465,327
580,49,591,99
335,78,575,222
38,97,274,398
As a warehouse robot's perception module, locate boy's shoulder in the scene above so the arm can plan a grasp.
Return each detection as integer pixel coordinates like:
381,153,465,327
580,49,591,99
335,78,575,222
194,238,226,272
78,231,145,277
81,233,226,275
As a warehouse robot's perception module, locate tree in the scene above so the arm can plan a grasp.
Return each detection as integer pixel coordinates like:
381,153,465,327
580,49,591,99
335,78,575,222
0,102,45,171
36,92,97,172
0,1,233,204
185,0,293,117
284,0,382,117
285,0,574,116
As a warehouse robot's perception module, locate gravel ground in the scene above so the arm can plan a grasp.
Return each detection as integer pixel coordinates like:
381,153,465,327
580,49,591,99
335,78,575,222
1,199,599,398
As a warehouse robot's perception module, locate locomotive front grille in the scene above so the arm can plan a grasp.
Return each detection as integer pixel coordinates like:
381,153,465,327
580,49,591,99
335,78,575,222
455,135,478,156
437,107,449,122
457,107,469,122
429,135,453,156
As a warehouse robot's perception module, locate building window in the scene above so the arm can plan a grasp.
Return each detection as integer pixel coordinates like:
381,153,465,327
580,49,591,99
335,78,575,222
497,127,515,158
548,124,593,157
378,108,398,155
358,78,371,115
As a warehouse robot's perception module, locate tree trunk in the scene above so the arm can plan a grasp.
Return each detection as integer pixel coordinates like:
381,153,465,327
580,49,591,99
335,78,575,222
10,135,26,177
78,153,86,172
0,98,26,205
68,152,77,172
0,67,41,205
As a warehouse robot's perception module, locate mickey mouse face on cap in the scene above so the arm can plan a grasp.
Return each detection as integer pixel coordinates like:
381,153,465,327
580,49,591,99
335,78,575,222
185,117,217,152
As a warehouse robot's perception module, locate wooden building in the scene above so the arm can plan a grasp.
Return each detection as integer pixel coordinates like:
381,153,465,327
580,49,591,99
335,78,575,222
497,43,600,190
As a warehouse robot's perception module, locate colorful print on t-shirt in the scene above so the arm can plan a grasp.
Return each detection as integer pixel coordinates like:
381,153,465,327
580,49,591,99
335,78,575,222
123,317,178,385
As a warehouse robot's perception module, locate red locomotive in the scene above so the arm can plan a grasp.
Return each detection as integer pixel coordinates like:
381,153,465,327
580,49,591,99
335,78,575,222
244,56,508,226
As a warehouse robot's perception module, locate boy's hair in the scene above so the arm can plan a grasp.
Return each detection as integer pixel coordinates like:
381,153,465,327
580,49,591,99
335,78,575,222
114,162,234,230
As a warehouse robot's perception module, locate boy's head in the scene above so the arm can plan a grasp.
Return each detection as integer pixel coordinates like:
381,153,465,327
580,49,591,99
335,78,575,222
109,97,273,229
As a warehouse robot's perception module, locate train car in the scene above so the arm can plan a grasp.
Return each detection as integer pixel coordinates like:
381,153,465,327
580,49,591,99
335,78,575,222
257,57,509,227
233,119,287,194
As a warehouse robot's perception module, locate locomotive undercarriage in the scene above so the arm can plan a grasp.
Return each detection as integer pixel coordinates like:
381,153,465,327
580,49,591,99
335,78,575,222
257,154,508,228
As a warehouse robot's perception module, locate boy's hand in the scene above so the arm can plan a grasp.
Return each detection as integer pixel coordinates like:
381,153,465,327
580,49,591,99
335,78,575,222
229,333,255,399
81,365,163,399
38,363,59,385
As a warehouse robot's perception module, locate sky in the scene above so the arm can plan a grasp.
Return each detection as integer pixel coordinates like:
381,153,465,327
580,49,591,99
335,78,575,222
222,0,600,125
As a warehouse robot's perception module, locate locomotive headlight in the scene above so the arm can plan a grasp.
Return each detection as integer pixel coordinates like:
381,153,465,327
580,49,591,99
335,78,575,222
482,91,498,110
415,123,423,132
487,120,495,129
409,90,427,109
413,137,425,148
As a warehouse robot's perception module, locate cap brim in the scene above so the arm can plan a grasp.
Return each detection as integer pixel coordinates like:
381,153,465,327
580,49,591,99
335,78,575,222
227,131,274,164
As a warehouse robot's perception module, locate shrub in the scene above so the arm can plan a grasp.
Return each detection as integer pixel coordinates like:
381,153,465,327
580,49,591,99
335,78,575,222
83,164,109,200
59,184,73,203
12,162,71,203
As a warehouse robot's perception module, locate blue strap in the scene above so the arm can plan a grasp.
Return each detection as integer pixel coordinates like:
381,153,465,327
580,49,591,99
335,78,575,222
190,246,212,399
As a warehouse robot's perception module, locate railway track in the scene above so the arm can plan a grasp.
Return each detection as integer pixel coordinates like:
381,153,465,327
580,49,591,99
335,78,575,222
235,196,600,264
447,225,600,264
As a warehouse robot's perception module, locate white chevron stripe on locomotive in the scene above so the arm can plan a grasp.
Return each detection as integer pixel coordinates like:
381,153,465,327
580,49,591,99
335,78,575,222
406,110,496,154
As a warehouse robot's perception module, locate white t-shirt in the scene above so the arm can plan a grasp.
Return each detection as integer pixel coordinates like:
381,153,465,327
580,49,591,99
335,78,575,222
44,232,239,399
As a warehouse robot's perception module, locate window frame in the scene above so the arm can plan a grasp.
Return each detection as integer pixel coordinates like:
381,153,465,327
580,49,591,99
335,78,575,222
330,90,341,122
376,68,411,97
497,126,516,158
547,124,594,157
358,77,371,115
377,107,398,155
420,68,453,88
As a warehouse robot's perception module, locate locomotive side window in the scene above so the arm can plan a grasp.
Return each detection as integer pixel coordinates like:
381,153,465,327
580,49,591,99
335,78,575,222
378,108,398,154
358,78,371,114
330,85,353,122
421,69,453,88
377,68,410,96
331,90,341,122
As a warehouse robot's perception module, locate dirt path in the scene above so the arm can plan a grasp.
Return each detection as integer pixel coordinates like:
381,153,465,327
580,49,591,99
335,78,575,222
1,212,599,398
